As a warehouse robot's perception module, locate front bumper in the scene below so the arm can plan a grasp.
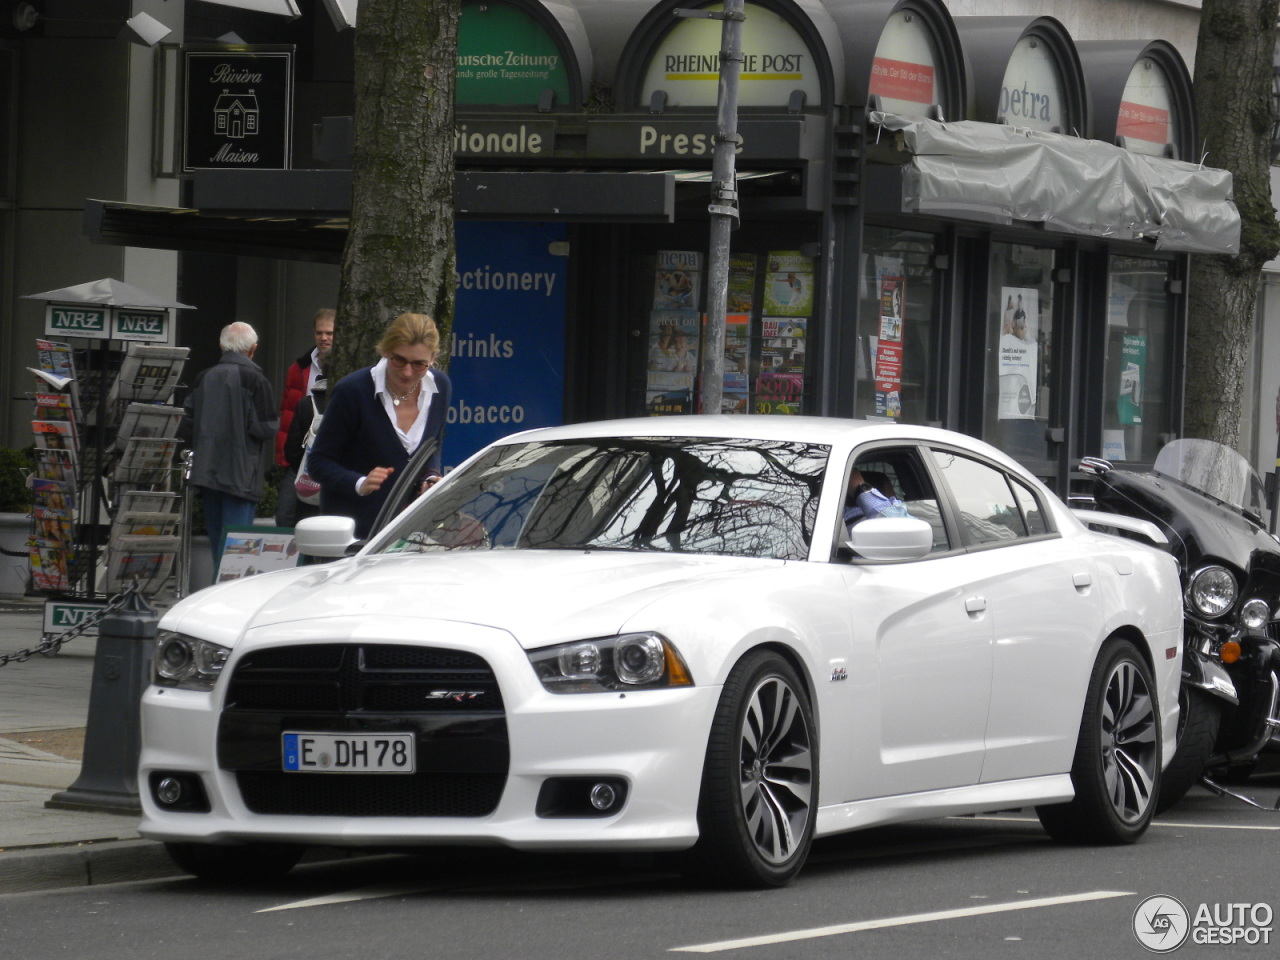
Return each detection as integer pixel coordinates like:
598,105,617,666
139,620,720,852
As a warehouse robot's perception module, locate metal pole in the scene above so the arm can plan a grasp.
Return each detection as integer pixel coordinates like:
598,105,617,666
677,1,745,417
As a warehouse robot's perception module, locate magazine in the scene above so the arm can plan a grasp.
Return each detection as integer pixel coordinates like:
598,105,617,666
115,403,183,450
103,534,179,594
111,437,179,487
109,344,189,404
27,366,74,392
727,254,757,314
33,447,76,485
32,478,74,519
762,251,816,317
756,371,805,415
34,515,73,547
33,392,76,423
35,339,75,382
32,420,77,462
653,251,703,310
216,528,301,583
29,539,71,593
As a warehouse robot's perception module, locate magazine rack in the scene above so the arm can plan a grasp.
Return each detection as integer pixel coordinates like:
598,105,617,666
26,339,190,609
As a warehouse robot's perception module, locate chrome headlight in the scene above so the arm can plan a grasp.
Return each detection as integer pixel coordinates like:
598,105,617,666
154,631,229,691
1186,565,1237,618
1240,598,1272,630
528,632,693,693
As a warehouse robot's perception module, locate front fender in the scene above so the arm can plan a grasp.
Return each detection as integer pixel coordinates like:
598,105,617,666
1183,647,1239,704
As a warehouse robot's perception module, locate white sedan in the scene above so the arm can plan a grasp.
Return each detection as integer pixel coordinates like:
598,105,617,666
139,416,1182,887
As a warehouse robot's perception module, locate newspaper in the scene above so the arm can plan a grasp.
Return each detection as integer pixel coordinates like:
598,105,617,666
103,534,179,594
115,402,183,451
110,510,179,538
111,437,179,487
108,343,189,404
115,489,180,516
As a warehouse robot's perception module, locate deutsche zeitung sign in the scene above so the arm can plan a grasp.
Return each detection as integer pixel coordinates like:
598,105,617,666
183,47,293,173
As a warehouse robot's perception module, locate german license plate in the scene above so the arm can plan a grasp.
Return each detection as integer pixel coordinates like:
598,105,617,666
282,732,416,774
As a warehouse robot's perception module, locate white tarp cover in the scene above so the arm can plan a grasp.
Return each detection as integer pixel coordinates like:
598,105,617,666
872,112,1241,256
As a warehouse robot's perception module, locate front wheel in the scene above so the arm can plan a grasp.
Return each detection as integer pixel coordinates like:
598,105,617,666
164,841,305,883
686,651,817,887
1037,639,1160,844
1153,686,1222,814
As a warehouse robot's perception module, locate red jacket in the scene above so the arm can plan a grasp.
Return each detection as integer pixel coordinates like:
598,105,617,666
275,352,313,466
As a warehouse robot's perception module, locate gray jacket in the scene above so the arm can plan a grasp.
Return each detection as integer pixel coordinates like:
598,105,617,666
179,351,279,501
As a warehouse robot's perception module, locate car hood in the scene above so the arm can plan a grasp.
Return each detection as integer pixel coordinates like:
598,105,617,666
162,550,784,650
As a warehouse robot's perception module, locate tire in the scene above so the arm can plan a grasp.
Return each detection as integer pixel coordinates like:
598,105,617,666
164,841,305,883
686,650,817,887
1153,687,1222,814
1037,639,1160,844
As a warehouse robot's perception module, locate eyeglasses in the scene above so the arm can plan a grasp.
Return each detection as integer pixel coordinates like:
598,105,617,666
388,353,431,372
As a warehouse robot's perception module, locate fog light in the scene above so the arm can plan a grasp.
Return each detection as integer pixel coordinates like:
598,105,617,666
589,782,618,811
157,777,183,805
1220,641,1242,664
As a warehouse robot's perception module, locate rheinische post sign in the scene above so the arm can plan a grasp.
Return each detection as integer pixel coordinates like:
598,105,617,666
182,46,293,173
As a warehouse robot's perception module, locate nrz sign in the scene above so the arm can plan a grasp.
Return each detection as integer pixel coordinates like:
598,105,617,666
43,305,172,343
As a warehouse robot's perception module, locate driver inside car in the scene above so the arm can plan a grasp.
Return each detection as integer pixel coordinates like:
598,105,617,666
844,467,911,535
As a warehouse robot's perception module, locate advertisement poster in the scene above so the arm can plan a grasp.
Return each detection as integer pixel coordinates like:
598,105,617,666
762,251,815,317
1118,334,1147,425
448,221,569,463
874,274,905,417
997,286,1040,420
217,527,300,583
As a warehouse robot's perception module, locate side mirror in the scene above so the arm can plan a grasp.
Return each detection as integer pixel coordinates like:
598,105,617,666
295,515,361,557
847,516,933,561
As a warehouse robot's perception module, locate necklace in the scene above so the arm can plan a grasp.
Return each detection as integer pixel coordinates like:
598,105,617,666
390,384,419,407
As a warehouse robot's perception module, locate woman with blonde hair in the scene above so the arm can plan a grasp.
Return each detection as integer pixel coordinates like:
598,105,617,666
307,312,451,538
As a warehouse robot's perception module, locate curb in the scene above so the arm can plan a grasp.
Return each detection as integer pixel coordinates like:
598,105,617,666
0,838,184,893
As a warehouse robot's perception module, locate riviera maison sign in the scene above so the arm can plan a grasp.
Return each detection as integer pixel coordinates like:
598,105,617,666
182,47,294,174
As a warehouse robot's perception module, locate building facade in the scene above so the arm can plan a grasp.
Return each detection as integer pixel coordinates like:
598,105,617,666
1,0,1256,498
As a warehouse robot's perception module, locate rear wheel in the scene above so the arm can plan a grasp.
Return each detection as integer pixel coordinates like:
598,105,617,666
1037,639,1160,844
164,841,305,883
1153,686,1222,813
687,651,816,887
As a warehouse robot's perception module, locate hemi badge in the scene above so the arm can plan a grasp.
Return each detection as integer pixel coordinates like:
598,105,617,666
1166,647,1178,660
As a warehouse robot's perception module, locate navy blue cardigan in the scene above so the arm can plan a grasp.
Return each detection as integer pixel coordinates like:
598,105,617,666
307,365,450,538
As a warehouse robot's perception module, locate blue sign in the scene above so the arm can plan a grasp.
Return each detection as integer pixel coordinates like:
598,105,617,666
445,221,568,466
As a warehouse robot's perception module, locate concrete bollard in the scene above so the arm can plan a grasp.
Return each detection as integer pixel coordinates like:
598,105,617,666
46,590,157,815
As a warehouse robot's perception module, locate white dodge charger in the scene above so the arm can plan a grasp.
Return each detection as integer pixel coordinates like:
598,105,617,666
139,416,1182,887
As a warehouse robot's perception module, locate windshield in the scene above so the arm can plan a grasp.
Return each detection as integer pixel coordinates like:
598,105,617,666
1152,439,1267,522
374,436,829,560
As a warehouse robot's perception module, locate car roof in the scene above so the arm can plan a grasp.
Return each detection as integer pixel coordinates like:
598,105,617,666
493,415,1019,467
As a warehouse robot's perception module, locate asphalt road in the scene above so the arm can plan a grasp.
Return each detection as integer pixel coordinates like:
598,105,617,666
2,773,1277,960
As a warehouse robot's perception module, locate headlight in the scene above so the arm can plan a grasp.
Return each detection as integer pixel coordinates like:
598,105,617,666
1241,598,1272,630
1186,565,1237,618
528,632,693,693
154,631,229,691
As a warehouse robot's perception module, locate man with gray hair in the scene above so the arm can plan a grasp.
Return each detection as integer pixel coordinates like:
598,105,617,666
179,321,279,576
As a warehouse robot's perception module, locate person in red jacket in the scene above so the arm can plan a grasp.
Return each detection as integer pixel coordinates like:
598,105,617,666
274,307,334,526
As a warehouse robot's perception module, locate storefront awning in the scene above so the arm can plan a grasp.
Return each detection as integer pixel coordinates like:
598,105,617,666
872,113,1241,256
83,168,795,262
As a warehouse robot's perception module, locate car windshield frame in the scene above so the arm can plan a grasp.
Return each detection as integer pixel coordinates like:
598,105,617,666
371,435,830,561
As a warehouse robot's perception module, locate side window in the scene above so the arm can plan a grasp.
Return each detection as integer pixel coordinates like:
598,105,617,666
845,447,950,554
1011,478,1049,536
928,449,1026,547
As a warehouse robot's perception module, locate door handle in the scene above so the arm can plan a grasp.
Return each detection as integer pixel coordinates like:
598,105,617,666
964,596,987,615
1073,572,1093,593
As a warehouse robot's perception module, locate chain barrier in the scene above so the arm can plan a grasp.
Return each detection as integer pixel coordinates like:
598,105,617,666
0,583,140,667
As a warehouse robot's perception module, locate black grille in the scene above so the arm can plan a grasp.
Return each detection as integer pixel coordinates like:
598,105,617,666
218,643,509,818
225,643,504,713
236,770,506,817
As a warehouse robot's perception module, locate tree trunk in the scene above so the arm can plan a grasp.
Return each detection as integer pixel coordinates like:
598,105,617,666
330,0,460,385
1185,0,1280,444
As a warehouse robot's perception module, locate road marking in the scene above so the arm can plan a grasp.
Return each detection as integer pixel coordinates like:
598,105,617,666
959,814,1280,831
669,890,1134,953
257,871,671,912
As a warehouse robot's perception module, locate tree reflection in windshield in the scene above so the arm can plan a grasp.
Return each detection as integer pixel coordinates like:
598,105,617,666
379,437,829,560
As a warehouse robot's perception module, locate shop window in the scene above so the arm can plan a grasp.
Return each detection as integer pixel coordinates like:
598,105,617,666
855,227,938,424
982,243,1055,461
641,247,817,416
1102,255,1174,463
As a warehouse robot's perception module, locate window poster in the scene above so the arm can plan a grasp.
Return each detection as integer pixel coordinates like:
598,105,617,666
647,251,704,416
762,251,814,317
875,274,905,418
1118,334,1147,425
997,286,1040,420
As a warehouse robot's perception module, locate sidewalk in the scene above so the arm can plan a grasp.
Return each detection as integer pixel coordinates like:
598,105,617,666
0,600,182,892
